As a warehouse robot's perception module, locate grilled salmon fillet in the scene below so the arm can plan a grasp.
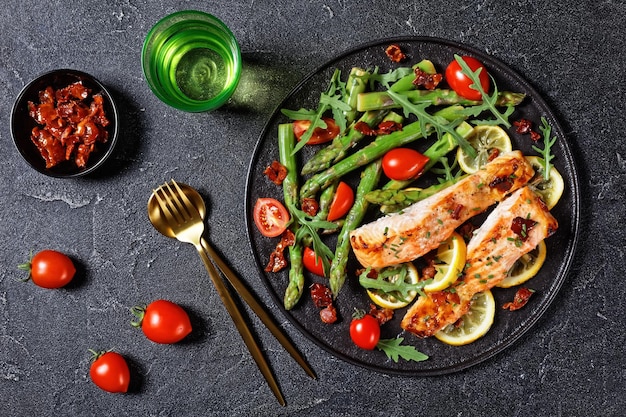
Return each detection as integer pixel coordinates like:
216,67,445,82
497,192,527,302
401,186,558,337
349,151,535,268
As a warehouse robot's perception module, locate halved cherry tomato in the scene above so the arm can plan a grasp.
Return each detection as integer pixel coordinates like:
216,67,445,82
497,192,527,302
293,117,340,145
349,311,380,350
253,198,290,238
89,351,130,393
18,249,76,289
131,300,192,344
303,246,325,277
445,56,490,101
327,181,354,222
382,148,429,181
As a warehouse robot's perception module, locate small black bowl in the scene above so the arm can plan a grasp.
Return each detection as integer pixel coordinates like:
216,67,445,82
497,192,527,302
10,69,119,178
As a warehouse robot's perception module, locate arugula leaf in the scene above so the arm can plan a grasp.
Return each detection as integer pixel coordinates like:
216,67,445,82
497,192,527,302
376,337,429,362
368,66,413,89
285,69,351,155
358,266,431,300
453,54,513,128
386,90,475,158
533,116,557,180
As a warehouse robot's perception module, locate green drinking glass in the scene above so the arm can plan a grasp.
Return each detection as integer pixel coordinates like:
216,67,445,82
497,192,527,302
142,10,241,112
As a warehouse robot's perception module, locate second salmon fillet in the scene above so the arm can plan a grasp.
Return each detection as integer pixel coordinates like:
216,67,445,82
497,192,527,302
349,151,535,268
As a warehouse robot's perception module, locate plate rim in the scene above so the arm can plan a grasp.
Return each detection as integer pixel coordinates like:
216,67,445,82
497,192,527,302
244,36,581,376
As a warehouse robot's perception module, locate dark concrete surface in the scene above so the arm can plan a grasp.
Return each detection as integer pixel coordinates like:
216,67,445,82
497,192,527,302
0,1,624,416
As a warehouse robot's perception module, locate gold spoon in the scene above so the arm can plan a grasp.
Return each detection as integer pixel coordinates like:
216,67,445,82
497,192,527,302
147,182,316,402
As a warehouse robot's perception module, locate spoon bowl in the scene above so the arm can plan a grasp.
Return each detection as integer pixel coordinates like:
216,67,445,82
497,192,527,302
147,182,206,238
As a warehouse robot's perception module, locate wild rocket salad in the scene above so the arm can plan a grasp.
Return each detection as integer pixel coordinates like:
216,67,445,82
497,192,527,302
252,45,563,362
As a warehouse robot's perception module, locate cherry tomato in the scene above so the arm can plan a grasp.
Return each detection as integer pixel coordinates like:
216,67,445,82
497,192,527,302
89,351,130,393
131,300,192,344
382,148,430,181
349,312,380,350
293,117,340,145
18,249,76,289
303,247,325,277
327,181,354,222
253,198,290,238
445,56,490,101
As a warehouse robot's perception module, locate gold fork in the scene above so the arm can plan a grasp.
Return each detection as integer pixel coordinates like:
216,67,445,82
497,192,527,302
152,182,285,406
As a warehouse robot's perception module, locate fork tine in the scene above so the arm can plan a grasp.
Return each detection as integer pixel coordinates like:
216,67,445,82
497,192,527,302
163,181,193,221
154,185,183,225
171,180,198,216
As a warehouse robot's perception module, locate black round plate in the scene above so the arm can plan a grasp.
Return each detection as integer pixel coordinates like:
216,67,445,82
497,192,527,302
245,37,580,375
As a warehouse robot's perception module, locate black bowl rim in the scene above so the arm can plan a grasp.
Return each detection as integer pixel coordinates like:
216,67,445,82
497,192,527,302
10,68,120,178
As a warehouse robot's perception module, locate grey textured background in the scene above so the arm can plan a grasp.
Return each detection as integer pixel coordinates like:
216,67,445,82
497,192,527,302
1,1,624,416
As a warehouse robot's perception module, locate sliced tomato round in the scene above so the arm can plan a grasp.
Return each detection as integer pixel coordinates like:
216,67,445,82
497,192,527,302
445,56,490,101
253,198,290,238
303,246,325,277
327,181,354,222
293,117,340,145
382,148,430,181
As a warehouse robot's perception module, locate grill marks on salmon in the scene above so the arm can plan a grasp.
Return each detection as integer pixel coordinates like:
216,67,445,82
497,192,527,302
349,151,535,268
400,186,558,337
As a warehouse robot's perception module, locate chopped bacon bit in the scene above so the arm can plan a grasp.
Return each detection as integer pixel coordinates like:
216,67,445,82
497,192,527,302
385,44,406,63
310,283,333,308
320,304,338,324
368,303,394,325
511,217,538,242
263,160,287,185
502,287,535,311
413,68,443,90
513,118,533,135
264,230,295,272
376,121,403,135
530,130,541,142
450,204,465,220
301,198,319,217
28,81,109,169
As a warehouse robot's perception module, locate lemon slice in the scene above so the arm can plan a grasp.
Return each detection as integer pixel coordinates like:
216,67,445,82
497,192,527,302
526,156,564,209
434,290,496,346
367,263,420,309
424,232,466,292
498,241,547,288
457,125,513,174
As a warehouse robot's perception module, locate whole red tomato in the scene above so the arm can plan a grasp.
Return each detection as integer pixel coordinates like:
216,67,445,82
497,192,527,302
18,249,76,288
349,311,380,350
89,350,130,393
131,300,192,344
382,148,430,181
302,246,325,277
445,55,490,101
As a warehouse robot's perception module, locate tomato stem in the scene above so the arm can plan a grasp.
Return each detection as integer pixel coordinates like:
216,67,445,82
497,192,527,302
129,305,146,328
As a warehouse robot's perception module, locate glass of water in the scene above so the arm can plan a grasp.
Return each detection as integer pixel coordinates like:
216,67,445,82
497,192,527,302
142,10,241,112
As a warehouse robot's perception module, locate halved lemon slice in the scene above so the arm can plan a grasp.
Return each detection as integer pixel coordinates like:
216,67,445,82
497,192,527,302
367,263,420,309
457,125,513,174
424,232,466,292
434,290,496,346
498,241,547,288
526,156,564,209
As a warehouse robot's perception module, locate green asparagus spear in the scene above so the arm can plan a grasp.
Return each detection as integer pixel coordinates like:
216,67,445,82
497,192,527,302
343,67,369,124
357,89,525,112
388,59,438,92
299,105,466,201
329,159,382,297
301,110,388,175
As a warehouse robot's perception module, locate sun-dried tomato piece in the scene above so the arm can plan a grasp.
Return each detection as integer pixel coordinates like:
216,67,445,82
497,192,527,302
301,198,319,217
513,118,533,135
354,121,377,136
310,283,333,308
263,160,287,185
413,68,443,90
376,121,403,135
385,44,406,63
368,303,394,325
264,230,295,272
502,287,535,311
530,130,541,142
